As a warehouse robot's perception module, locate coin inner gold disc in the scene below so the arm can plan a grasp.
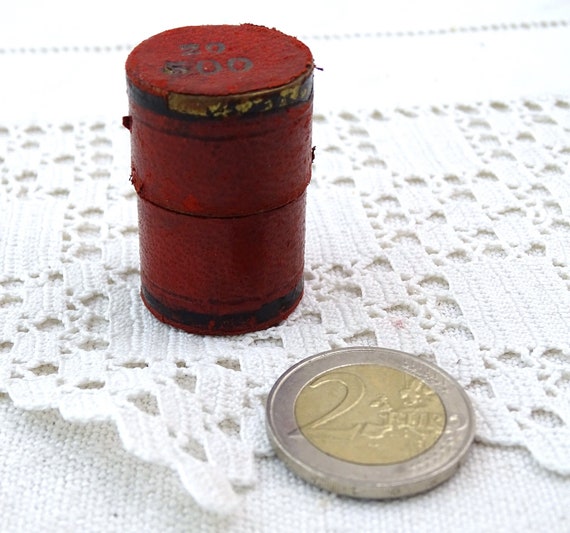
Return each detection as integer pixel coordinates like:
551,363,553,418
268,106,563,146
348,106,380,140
294,364,446,465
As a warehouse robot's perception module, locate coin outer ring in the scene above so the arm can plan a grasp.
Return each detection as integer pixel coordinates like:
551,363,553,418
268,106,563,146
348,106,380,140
265,347,475,499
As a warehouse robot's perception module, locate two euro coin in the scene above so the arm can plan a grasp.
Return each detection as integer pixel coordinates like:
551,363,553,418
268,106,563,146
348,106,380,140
266,347,475,498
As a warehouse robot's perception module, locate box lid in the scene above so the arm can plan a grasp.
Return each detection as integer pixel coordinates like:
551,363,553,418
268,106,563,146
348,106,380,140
126,24,314,119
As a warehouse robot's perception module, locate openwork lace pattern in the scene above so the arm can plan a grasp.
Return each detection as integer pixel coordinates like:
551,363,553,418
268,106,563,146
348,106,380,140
1,97,569,513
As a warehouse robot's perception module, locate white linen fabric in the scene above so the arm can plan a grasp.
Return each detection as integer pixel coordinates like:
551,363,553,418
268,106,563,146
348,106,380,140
1,396,568,532
1,1,569,530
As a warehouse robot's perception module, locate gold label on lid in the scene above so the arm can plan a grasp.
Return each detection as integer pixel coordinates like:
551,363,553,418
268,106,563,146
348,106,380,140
166,71,313,118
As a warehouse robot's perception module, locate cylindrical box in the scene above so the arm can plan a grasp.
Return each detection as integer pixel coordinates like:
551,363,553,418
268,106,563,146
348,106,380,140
124,24,314,335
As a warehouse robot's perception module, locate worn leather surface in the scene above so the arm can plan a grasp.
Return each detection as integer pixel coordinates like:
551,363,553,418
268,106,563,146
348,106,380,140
125,24,313,96
128,101,313,216
125,25,314,334
137,193,306,334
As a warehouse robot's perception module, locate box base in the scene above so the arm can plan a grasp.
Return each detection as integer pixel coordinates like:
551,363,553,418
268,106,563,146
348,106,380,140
140,282,303,335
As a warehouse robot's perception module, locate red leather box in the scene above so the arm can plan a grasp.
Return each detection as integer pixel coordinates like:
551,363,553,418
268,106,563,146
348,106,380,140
124,24,314,335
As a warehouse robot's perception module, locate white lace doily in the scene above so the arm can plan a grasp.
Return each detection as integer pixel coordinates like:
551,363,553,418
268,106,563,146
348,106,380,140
1,94,569,513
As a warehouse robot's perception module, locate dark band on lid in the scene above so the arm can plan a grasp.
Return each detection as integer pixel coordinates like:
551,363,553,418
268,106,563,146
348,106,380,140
128,71,313,121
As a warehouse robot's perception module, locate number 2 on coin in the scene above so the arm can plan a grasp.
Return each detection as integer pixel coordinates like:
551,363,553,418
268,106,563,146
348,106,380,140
302,371,365,430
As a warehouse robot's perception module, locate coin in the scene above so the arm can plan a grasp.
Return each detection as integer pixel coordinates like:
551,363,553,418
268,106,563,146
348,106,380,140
266,347,475,499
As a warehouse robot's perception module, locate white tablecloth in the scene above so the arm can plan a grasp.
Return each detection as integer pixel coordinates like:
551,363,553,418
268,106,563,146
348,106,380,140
1,1,569,531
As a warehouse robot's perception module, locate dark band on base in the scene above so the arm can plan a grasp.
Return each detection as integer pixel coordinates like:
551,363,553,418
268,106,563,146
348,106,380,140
141,281,303,334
